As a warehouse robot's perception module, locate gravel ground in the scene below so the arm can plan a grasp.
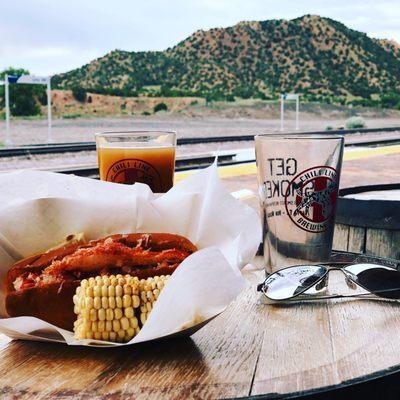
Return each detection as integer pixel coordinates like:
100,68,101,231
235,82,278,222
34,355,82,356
2,114,400,146
1,115,400,172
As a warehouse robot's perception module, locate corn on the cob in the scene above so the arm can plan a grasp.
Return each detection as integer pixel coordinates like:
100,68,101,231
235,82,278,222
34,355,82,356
73,274,169,343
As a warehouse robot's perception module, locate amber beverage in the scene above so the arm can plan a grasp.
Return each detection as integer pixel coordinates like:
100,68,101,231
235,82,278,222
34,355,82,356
95,131,176,193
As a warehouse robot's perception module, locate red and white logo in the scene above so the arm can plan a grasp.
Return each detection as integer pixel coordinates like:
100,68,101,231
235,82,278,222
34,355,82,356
284,166,339,233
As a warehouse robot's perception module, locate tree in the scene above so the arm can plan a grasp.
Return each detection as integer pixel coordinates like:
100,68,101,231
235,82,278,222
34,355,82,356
153,102,168,112
72,86,87,102
0,67,44,116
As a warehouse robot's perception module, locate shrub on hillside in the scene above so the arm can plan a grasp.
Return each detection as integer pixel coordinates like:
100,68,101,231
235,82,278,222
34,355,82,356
153,102,168,113
72,87,87,102
345,116,366,129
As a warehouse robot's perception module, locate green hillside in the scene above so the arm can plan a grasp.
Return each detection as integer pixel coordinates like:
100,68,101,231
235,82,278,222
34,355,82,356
53,15,400,104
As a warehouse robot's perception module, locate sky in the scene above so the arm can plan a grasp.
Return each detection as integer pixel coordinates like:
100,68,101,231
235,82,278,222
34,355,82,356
1,0,400,76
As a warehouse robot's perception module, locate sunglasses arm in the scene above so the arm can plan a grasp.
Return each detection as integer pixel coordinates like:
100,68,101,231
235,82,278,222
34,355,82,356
259,291,398,304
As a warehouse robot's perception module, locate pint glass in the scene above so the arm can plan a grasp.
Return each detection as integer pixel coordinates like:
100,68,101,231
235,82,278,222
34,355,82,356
95,131,176,193
255,134,344,274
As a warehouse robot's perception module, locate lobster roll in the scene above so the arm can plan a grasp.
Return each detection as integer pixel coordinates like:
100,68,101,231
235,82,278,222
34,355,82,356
5,233,197,331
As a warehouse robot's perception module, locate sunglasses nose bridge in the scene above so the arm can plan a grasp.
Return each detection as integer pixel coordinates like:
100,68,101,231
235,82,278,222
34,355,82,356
342,270,358,290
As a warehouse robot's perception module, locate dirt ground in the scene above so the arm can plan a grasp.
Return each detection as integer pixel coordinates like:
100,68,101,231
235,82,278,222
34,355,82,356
2,113,400,146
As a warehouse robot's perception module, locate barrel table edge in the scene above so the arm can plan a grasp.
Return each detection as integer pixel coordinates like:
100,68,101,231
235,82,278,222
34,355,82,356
233,362,400,400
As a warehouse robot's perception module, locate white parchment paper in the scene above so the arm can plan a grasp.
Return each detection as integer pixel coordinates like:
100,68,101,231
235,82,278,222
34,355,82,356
0,163,261,346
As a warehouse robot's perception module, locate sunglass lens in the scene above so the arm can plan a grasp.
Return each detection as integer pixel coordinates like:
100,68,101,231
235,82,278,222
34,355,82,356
261,265,327,300
344,264,400,299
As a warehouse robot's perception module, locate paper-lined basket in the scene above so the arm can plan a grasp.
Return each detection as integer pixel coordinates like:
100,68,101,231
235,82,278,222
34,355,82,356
0,164,261,346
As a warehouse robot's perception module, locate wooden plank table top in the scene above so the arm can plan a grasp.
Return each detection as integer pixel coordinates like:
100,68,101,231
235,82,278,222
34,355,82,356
1,252,400,399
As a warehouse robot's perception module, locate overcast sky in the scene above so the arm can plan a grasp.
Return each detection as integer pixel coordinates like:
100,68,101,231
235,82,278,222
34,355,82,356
1,0,400,76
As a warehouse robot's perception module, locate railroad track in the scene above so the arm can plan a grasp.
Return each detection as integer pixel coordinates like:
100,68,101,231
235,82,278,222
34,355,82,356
44,135,400,178
1,125,400,158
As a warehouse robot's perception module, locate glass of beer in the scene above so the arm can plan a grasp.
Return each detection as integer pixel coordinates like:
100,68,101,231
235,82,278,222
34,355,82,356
255,134,344,274
95,131,176,192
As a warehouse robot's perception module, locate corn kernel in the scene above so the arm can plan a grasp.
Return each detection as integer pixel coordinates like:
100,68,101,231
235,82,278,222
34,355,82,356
85,297,94,309
116,296,123,308
113,319,121,332
116,285,123,297
101,297,109,309
108,285,115,297
126,327,135,338
106,309,114,321
114,308,123,320
105,321,112,332
123,294,131,308
123,285,132,295
132,295,140,308
98,308,106,321
129,317,138,329
109,297,116,309
147,291,154,302
120,317,129,330
89,309,97,322
124,307,134,319
94,297,101,310
117,330,125,339
118,277,125,286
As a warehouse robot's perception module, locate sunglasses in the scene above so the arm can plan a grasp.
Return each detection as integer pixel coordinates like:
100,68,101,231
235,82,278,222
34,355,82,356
257,263,400,301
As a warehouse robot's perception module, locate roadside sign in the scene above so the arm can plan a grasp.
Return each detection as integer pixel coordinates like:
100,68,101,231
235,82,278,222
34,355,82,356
7,75,49,85
284,93,299,100
280,93,300,131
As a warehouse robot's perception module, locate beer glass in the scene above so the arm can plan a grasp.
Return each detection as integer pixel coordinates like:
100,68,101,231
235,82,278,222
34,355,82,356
95,131,176,192
255,134,344,274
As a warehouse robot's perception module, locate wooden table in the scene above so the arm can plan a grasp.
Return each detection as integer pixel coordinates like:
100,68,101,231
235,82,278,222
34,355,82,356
1,252,400,399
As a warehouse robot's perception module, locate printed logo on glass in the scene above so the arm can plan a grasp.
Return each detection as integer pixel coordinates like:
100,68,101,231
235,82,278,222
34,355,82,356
285,166,339,233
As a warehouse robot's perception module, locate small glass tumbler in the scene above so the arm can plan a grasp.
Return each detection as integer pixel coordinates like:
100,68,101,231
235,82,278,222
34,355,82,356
95,131,176,193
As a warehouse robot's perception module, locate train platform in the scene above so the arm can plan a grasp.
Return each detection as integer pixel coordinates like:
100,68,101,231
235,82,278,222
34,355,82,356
175,144,400,211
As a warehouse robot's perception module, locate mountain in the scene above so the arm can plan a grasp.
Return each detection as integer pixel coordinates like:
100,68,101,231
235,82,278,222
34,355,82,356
53,15,400,102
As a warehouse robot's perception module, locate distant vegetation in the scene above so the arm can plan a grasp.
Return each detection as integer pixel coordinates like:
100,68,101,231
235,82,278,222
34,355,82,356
345,116,367,129
53,15,400,108
153,102,168,113
72,86,87,102
0,68,46,116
